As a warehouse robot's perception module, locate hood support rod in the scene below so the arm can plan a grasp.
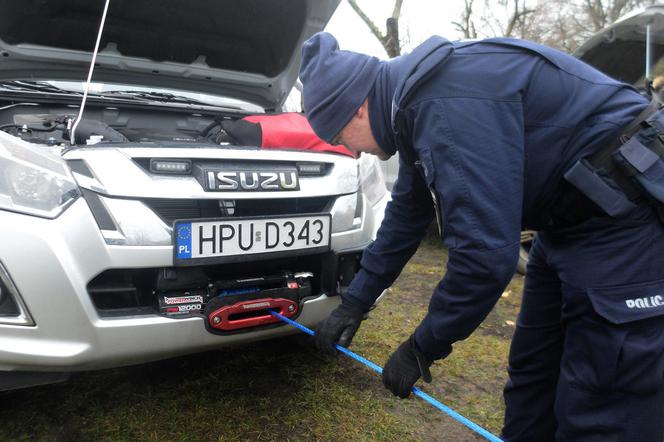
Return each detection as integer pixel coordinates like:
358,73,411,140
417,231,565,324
646,22,652,83
70,0,111,145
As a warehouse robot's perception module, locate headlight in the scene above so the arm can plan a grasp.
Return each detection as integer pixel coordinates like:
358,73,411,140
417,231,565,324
358,154,387,207
0,132,80,219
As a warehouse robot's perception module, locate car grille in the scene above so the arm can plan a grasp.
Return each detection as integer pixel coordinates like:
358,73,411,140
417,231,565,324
141,196,334,224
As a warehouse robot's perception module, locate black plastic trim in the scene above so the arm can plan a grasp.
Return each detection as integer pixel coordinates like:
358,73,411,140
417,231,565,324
80,189,117,231
66,159,94,178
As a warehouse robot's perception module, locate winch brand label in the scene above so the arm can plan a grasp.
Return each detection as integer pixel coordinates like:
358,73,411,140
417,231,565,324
175,304,202,312
625,295,664,309
164,295,204,305
162,304,202,314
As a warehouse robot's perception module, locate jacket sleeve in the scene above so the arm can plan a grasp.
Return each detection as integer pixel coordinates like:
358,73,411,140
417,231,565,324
410,98,524,360
343,153,435,308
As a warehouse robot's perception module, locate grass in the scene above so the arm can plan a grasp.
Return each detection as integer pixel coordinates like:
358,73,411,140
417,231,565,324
0,240,524,441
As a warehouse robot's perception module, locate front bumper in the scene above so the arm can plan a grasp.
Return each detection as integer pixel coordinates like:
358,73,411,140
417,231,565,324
0,194,387,372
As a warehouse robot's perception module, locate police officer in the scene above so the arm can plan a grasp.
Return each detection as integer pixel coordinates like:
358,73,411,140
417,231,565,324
299,32,664,441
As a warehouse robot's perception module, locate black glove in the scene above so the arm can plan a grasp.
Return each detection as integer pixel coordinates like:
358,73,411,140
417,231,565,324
382,335,433,398
314,300,368,353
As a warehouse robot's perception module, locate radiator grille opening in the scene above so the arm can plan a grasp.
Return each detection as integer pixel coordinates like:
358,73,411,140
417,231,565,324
86,252,351,318
141,196,333,224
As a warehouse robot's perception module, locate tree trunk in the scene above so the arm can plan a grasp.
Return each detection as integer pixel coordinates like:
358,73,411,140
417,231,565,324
385,17,400,58
347,0,403,58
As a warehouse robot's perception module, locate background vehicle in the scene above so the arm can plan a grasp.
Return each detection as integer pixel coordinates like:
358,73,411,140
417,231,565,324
0,0,391,391
575,5,664,97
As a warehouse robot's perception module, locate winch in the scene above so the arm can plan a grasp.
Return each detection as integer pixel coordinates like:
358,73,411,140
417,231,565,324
203,272,311,333
156,270,312,333
207,297,299,331
157,271,313,332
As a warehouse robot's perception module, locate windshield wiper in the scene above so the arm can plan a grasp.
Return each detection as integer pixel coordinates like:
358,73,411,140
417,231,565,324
98,90,207,105
0,80,82,95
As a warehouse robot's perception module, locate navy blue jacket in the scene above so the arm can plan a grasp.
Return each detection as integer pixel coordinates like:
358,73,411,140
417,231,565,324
345,37,648,360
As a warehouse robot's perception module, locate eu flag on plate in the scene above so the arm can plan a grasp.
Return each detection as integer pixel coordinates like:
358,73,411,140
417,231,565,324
176,223,192,259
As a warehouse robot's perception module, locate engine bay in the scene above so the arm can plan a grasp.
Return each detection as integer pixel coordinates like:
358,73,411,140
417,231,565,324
0,98,241,148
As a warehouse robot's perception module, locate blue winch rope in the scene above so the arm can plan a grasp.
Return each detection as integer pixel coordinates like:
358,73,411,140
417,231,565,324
269,310,503,442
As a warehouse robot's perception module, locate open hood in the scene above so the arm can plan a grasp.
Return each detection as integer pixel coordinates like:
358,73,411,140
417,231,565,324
0,0,339,110
574,5,664,85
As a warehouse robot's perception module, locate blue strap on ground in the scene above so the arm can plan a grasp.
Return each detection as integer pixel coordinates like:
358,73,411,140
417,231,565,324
269,311,503,442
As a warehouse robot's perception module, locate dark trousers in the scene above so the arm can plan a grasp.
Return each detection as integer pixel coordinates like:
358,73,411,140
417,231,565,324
502,206,664,441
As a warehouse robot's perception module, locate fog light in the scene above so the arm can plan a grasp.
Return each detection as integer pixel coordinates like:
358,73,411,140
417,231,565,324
0,261,34,326
150,159,191,174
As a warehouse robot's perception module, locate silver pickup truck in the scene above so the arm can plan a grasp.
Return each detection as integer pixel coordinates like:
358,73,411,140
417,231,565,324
0,0,390,390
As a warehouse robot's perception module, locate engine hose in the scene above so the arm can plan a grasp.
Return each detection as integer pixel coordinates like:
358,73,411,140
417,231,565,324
269,310,503,442
200,119,222,136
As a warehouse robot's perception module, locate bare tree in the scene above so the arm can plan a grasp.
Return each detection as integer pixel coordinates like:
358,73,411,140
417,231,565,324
347,0,404,57
467,0,537,39
352,0,657,58
537,5,581,52
453,0,478,39
504,0,537,37
455,0,657,52
571,0,656,39
546,0,656,51
583,0,635,31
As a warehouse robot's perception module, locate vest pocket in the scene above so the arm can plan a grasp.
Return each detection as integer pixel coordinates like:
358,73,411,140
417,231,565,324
613,135,664,206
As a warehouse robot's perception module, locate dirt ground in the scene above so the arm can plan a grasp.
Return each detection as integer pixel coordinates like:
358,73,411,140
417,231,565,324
0,239,524,441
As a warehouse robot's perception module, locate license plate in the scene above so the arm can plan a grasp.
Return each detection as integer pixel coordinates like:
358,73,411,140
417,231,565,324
173,214,331,265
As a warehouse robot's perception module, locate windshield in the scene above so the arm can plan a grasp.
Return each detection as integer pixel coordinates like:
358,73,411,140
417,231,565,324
46,81,265,113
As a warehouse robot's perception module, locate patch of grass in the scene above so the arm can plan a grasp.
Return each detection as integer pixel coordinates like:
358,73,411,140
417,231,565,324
0,241,522,441
1,344,423,441
352,243,523,437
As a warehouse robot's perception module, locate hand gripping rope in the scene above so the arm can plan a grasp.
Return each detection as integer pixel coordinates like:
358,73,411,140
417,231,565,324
269,311,503,442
